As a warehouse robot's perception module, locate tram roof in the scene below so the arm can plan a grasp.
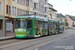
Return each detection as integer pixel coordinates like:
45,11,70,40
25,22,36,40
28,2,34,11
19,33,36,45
59,21,64,23
35,16,48,21
16,14,48,21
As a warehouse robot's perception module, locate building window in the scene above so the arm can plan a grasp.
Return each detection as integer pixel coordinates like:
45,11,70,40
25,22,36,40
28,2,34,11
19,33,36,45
25,0,26,6
24,11,26,14
44,15,46,17
19,9,20,15
22,10,23,15
12,6,16,15
44,7,46,12
28,0,29,6
30,11,33,14
0,2,2,12
17,8,19,15
8,6,11,14
34,3,36,8
27,11,29,14
34,12,36,15
19,0,21,3
44,0,46,4
22,0,23,4
15,0,17,2
15,7,16,15
12,6,14,14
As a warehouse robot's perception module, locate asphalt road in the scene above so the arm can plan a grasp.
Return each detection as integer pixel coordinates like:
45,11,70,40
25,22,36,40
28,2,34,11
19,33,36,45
39,35,75,50
0,29,75,50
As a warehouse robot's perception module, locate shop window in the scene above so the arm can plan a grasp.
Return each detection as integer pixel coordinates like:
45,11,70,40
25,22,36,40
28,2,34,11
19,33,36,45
0,20,2,30
6,21,12,30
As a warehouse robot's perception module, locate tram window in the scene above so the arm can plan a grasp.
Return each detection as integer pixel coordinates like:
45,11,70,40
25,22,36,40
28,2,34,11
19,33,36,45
50,22,52,28
51,22,53,29
42,22,44,29
44,22,48,29
15,19,27,29
27,20,32,30
56,24,58,29
54,23,56,29
38,21,43,29
34,20,38,29
53,23,54,28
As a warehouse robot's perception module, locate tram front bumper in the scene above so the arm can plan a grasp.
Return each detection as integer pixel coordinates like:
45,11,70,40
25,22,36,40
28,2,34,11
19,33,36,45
15,35,28,38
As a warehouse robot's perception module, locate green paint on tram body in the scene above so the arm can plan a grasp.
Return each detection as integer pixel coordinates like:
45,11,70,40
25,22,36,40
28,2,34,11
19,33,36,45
15,15,64,38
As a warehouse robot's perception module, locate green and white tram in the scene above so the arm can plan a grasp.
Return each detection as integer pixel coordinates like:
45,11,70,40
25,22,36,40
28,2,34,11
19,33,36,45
15,15,48,38
15,15,64,38
59,21,64,33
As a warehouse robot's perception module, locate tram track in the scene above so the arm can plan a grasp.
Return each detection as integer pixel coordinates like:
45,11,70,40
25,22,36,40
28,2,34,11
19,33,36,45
1,33,71,50
0,34,57,47
20,33,73,50
0,29,68,46
20,34,74,50
0,39,24,46
0,34,58,49
0,30,71,49
0,33,67,47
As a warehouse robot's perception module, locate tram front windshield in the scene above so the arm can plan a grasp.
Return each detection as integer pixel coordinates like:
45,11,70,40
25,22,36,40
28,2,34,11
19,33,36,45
15,19,27,29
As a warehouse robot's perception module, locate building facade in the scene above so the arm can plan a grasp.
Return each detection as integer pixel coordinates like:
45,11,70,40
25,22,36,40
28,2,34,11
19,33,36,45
57,13,68,29
48,3,57,19
0,0,33,37
65,15,75,28
33,0,48,17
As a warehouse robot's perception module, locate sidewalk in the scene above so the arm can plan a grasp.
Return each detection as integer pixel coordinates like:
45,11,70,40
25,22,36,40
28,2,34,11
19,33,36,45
0,36,15,40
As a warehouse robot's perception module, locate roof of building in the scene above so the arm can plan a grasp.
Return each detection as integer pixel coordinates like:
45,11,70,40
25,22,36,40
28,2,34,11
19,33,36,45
49,7,57,12
57,13,66,18
67,15,75,20
48,3,53,7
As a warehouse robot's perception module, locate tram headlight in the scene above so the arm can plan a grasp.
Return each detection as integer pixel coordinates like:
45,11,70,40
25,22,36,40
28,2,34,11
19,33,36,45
23,30,26,32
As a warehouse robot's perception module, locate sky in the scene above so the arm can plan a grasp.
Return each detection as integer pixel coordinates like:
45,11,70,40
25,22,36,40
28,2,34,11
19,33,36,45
48,0,75,16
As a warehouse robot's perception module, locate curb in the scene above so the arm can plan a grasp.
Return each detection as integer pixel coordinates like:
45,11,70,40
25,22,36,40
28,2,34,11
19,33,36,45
0,36,15,40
